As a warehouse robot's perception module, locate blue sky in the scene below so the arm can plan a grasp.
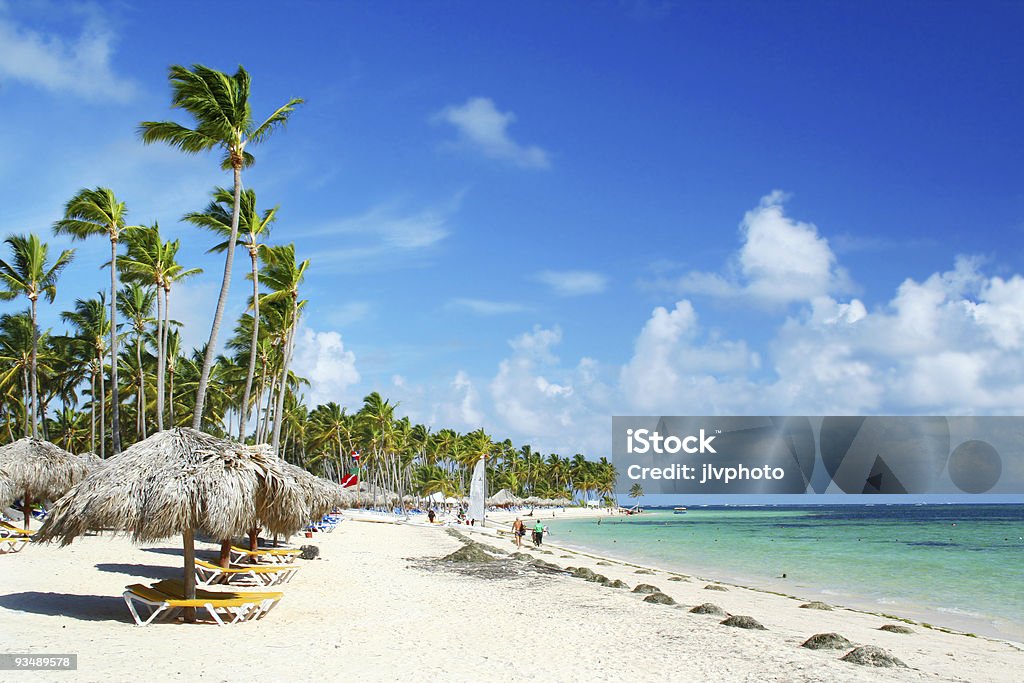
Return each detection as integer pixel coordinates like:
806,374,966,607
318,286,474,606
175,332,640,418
2,1,1024,466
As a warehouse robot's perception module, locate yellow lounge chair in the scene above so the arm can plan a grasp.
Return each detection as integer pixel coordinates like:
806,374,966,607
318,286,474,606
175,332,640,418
229,544,302,565
122,583,260,626
151,579,284,620
0,520,33,554
194,558,300,587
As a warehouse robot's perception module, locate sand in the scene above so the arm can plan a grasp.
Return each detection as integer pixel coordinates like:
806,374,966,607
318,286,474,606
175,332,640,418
1,512,1021,682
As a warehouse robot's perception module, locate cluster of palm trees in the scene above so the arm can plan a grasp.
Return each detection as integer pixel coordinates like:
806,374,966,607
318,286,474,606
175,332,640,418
290,393,617,504
0,62,617,505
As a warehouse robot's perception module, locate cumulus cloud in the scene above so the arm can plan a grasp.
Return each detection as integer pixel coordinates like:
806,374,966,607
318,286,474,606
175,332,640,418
661,191,851,305
435,97,550,169
0,6,136,102
291,325,361,406
620,301,759,412
534,270,608,296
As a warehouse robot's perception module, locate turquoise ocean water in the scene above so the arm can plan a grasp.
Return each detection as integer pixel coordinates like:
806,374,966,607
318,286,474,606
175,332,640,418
546,505,1024,642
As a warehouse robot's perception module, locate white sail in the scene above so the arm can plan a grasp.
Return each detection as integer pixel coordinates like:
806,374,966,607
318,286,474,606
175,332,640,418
468,457,486,524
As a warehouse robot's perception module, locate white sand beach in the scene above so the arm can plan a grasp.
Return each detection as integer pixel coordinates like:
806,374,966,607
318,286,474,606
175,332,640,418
1,515,1021,682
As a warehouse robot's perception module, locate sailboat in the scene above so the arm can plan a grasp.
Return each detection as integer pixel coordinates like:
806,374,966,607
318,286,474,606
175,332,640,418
467,457,487,527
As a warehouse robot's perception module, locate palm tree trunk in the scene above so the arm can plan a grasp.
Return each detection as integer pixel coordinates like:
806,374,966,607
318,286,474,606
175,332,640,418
98,350,105,458
192,165,243,429
136,332,147,439
90,370,96,454
109,239,122,454
29,296,38,438
22,365,29,437
155,283,164,431
271,301,297,454
238,248,261,442
163,286,172,427
168,366,175,426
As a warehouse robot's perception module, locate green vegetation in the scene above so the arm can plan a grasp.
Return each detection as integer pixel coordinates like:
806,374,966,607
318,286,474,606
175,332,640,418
0,63,615,504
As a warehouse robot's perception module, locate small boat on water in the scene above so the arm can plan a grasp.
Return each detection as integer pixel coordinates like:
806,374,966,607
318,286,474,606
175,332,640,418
673,506,687,514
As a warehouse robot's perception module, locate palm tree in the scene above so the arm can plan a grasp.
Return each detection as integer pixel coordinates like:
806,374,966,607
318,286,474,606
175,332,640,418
0,234,75,437
259,244,309,453
0,311,37,438
117,283,156,439
119,225,200,431
54,188,128,453
140,63,303,430
62,295,110,457
628,483,644,507
183,187,277,440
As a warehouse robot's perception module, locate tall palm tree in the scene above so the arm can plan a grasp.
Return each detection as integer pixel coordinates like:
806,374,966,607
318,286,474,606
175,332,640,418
119,225,200,431
0,234,75,437
62,295,110,457
259,244,309,453
0,311,37,438
140,63,303,430
183,186,277,440
117,283,156,439
54,188,128,453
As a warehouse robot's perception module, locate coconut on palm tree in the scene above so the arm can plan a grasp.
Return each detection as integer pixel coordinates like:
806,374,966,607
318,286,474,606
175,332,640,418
139,63,303,430
0,234,75,438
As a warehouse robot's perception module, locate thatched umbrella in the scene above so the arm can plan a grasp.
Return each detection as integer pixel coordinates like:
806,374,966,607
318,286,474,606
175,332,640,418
37,428,302,614
0,438,93,529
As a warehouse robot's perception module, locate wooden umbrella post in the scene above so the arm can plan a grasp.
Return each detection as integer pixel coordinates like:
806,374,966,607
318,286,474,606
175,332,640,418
23,490,31,530
182,528,196,623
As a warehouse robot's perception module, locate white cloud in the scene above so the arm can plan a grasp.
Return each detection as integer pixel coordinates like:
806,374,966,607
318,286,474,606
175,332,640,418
291,325,361,406
435,97,550,169
619,301,759,412
534,269,608,296
299,198,457,272
448,298,529,315
661,191,851,305
0,6,136,102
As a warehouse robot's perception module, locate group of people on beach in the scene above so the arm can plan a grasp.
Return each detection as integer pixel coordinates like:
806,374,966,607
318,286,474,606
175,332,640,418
511,517,547,548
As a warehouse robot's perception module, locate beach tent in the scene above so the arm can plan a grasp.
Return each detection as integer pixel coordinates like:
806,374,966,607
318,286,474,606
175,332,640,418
427,492,445,504
444,496,459,505
38,428,304,617
585,499,602,507
0,438,97,529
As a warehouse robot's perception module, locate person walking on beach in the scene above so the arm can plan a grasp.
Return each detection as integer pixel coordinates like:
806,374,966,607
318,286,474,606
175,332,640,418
533,520,545,547
512,517,525,548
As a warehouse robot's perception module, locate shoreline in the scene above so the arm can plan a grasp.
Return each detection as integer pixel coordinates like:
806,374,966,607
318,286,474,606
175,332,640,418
482,508,1024,645
3,511,1022,681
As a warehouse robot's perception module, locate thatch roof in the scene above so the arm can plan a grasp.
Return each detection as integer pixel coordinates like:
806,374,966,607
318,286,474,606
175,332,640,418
277,460,346,523
0,438,91,507
38,428,304,545
77,452,104,471
487,488,523,506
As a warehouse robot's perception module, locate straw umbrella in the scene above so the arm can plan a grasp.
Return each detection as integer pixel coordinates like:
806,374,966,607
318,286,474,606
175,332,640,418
37,428,302,618
0,438,93,529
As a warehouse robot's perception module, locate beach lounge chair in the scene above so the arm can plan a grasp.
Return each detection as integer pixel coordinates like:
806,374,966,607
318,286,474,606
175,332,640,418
0,520,34,554
122,583,262,626
151,579,284,620
229,545,302,565
194,558,300,587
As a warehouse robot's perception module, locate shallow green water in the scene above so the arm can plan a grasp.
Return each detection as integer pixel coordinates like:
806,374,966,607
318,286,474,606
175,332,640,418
547,505,1024,641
